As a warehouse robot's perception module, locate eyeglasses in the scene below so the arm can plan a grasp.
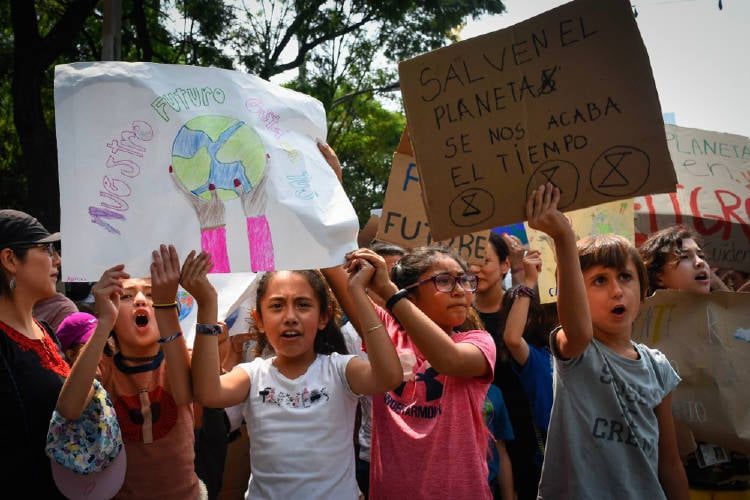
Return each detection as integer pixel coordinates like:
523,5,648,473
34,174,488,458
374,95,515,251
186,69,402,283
32,242,59,257
11,242,59,257
403,272,478,294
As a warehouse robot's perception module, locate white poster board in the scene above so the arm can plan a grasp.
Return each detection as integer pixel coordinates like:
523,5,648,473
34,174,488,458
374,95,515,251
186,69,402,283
55,62,358,282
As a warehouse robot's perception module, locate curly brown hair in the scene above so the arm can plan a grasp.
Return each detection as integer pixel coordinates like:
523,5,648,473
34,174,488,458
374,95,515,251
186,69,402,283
638,225,704,295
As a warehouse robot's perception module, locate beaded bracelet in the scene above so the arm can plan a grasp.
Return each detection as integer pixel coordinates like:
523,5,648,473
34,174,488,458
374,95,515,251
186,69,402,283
157,332,182,344
509,284,535,299
152,301,178,309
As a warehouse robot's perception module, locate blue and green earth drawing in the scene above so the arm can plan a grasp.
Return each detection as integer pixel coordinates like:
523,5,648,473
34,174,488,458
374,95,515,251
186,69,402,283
171,115,267,201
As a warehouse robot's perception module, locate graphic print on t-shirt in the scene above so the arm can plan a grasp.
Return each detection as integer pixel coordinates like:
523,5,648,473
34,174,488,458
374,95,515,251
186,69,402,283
385,365,444,418
258,385,330,408
115,385,178,444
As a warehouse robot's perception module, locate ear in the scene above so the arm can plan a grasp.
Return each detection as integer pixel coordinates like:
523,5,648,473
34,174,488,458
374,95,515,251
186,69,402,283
251,309,263,332
0,248,19,274
318,305,332,330
654,272,665,288
499,256,511,274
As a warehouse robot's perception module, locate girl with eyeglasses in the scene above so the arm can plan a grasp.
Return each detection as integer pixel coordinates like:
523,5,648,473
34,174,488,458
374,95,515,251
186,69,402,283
324,245,497,499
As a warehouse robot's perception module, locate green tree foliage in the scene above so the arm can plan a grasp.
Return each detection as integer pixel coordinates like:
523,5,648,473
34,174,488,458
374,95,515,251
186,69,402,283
1,0,505,230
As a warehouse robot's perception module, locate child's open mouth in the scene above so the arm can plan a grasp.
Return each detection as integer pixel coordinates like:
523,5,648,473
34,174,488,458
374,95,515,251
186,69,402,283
281,331,301,338
135,314,149,328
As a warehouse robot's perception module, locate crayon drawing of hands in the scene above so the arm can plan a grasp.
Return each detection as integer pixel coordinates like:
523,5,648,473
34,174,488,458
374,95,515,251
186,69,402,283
170,115,269,272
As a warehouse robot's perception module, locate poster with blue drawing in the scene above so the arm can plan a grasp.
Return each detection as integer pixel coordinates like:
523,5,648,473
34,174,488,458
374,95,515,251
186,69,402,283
55,62,359,282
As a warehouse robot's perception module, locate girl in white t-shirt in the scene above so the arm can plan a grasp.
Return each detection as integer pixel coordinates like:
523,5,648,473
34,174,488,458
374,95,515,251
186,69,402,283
190,251,402,499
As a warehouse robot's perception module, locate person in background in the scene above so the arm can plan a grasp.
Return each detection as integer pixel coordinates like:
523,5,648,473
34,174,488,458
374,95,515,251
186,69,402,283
66,281,97,315
34,288,79,331
0,209,68,497
56,311,98,366
528,183,688,499
639,224,728,296
501,249,558,484
639,224,749,498
55,244,201,499
484,383,515,499
471,230,540,500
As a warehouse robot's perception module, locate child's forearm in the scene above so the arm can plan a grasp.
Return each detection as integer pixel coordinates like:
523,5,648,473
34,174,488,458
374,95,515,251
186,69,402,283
553,229,592,358
56,322,111,419
503,292,531,366
351,290,402,392
322,265,361,333
191,332,223,405
154,308,192,405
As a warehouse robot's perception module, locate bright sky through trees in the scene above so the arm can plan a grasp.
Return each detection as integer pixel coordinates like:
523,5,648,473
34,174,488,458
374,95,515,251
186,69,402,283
460,0,750,138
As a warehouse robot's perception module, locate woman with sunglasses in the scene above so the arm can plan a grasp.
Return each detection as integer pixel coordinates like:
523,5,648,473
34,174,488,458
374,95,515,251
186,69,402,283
326,245,496,499
0,209,69,498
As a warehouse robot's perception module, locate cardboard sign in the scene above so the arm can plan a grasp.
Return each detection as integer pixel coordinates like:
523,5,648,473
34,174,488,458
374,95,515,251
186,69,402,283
398,0,675,241
634,124,750,273
525,199,634,303
377,128,490,265
54,62,358,281
632,290,750,455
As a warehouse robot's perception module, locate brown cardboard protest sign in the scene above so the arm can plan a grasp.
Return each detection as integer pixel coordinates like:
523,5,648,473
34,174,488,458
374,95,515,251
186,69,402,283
634,124,750,272
398,0,676,241
632,290,750,456
377,128,490,265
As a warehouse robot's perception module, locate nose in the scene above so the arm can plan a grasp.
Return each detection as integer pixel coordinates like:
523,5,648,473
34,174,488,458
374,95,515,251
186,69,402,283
610,280,624,298
693,254,707,268
134,291,150,306
282,306,299,324
469,264,481,275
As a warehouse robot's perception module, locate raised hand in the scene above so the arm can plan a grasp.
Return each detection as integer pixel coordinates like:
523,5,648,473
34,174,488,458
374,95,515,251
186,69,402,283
91,264,130,330
150,244,181,305
344,248,390,297
179,250,216,305
317,142,343,184
502,232,528,270
522,249,543,287
526,183,571,240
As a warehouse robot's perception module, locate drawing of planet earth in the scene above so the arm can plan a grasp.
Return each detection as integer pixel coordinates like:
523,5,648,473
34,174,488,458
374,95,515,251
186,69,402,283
171,115,267,201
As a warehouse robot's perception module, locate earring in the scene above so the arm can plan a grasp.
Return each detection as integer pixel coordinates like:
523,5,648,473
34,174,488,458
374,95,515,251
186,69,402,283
9,277,16,290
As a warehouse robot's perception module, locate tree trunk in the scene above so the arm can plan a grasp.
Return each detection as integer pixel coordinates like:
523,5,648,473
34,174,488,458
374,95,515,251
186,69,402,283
10,0,100,231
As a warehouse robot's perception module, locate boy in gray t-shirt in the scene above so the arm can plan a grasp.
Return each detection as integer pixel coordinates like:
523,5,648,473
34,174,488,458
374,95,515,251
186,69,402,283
526,184,689,500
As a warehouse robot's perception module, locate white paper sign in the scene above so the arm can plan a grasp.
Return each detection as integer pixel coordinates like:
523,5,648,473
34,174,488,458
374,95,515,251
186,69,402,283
55,62,359,282
177,272,260,347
